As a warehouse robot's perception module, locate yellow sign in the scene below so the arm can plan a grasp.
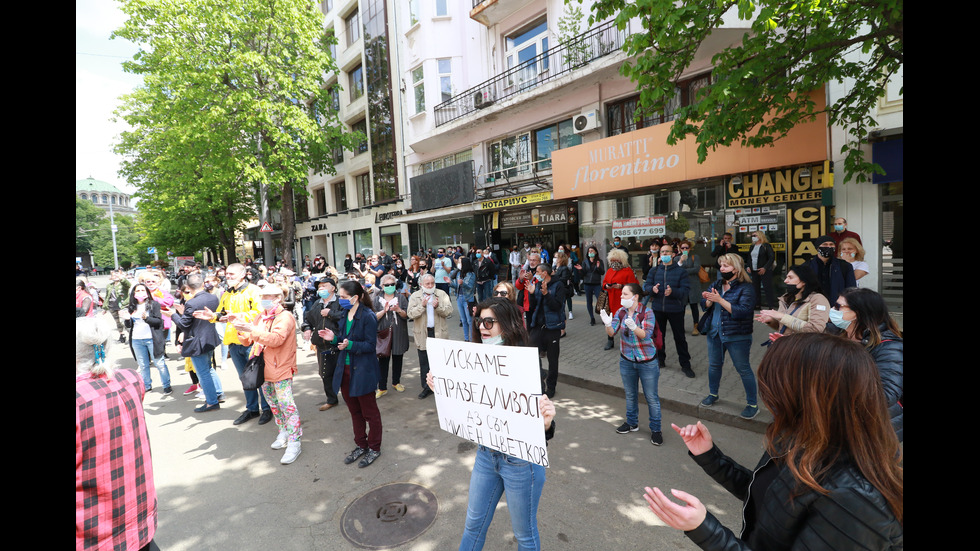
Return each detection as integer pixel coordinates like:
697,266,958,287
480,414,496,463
727,162,833,207
479,191,552,210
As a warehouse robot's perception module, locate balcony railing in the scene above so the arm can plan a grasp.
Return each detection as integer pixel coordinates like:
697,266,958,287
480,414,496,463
434,19,627,127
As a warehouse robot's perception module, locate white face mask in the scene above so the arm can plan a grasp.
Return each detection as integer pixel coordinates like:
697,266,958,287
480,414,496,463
423,286,435,294
621,297,635,309
483,334,504,346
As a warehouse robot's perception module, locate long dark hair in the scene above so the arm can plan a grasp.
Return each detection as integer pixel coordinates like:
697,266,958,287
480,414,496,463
758,333,903,524
839,287,902,347
458,256,473,277
128,283,153,313
780,264,822,306
471,297,528,347
339,280,374,312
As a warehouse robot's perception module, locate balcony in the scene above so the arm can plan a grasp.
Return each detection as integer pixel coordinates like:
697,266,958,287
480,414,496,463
434,19,627,128
470,0,533,27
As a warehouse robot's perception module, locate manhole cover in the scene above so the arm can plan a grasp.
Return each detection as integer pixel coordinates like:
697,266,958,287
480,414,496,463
340,482,438,549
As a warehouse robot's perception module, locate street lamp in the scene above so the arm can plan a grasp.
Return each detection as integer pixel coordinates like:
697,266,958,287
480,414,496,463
89,182,121,270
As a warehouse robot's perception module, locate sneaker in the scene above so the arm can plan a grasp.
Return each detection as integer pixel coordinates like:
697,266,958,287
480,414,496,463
344,447,368,465
163,386,173,395
271,430,289,450
568,311,574,320
651,431,663,446
700,394,719,407
358,449,381,468
616,422,639,434
184,385,199,396
376,389,388,399
280,441,302,465
740,405,759,419
392,383,405,392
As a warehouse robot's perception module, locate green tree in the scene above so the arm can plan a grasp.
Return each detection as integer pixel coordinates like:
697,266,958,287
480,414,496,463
76,197,107,254
113,0,356,265
583,0,903,183
76,198,144,268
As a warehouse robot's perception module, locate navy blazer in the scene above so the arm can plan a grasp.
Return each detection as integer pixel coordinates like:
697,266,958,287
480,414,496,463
331,305,380,398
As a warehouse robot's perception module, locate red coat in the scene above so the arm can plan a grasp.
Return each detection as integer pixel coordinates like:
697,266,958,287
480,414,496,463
602,267,639,312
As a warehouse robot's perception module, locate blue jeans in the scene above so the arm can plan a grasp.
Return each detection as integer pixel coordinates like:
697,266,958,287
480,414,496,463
190,353,222,406
619,356,662,432
132,337,170,390
229,343,270,413
457,295,474,342
706,335,757,406
476,280,493,303
459,446,546,551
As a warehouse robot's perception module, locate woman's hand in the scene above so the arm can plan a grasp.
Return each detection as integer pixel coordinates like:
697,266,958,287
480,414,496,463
642,487,707,532
232,321,252,333
757,309,781,322
671,421,713,456
539,395,556,429
702,288,721,305
426,372,435,391
318,328,335,341
768,332,784,343
337,339,350,350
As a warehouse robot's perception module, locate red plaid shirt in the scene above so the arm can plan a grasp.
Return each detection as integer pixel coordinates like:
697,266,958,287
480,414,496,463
76,369,157,550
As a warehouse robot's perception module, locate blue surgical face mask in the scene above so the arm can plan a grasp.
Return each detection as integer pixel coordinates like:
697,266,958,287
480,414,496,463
834,224,844,231
260,299,276,310
476,253,482,259
483,334,504,346
338,298,353,310
661,255,672,263
828,308,851,330
317,289,331,299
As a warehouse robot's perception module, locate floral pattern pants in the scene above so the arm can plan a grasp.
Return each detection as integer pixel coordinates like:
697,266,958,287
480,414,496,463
261,379,302,442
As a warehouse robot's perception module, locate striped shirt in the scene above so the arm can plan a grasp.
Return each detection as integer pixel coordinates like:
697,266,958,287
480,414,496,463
610,304,658,362
76,369,157,550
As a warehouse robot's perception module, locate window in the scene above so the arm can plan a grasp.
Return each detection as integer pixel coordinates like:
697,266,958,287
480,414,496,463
534,119,581,170
91,195,98,203
351,119,368,154
329,84,340,111
374,169,397,203
332,146,345,165
695,185,720,210
325,29,337,62
436,0,448,17
334,182,347,212
438,58,452,103
356,173,371,207
489,132,531,179
111,196,117,205
349,64,364,101
616,197,631,219
412,65,425,114
409,0,420,26
321,0,333,14
651,192,669,215
606,72,713,137
313,188,326,216
80,194,87,201
506,18,549,88
418,149,472,175
345,9,360,47
103,195,109,204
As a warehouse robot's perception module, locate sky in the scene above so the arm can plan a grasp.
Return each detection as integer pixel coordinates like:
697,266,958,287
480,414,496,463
76,0,143,194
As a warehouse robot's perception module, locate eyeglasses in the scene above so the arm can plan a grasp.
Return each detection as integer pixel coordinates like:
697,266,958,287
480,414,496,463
831,303,851,311
474,317,497,329
680,247,690,250
493,290,509,297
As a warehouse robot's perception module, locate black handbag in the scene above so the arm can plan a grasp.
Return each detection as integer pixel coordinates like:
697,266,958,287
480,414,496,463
240,352,265,390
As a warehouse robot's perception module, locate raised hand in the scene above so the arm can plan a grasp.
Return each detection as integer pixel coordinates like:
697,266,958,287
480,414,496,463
671,421,713,456
642,486,707,532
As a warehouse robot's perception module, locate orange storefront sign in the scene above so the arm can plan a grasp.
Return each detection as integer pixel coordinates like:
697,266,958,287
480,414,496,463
552,90,828,200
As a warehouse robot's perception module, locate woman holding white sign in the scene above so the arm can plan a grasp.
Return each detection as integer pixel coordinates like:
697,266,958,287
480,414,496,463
428,297,556,551
601,283,664,445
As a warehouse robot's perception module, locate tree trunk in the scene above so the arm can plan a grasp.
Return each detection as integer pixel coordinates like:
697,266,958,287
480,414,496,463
280,181,295,269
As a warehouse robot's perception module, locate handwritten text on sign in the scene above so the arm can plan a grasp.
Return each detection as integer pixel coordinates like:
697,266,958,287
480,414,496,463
426,338,549,467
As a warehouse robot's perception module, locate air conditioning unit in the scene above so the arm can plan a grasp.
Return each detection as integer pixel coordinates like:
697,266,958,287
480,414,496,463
474,90,495,109
573,109,601,134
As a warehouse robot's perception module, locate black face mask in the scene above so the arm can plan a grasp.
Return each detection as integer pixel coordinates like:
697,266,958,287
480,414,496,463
818,246,835,258
720,270,736,281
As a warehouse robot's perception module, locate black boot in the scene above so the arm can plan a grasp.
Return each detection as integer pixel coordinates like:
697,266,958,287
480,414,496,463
604,337,614,350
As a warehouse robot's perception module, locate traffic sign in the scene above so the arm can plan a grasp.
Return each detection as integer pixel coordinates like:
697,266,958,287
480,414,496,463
260,222,273,232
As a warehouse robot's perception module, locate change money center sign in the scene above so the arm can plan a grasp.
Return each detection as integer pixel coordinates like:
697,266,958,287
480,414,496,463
426,338,549,468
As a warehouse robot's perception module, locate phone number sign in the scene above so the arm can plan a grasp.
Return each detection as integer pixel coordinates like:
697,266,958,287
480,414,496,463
612,216,666,238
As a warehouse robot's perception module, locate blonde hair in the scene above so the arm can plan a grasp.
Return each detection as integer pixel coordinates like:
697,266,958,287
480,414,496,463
718,253,752,283
607,248,629,267
76,315,115,377
494,281,517,302
839,237,865,262
753,231,769,244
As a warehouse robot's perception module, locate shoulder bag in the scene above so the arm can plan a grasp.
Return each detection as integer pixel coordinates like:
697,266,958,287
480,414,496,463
240,350,265,390
595,289,609,314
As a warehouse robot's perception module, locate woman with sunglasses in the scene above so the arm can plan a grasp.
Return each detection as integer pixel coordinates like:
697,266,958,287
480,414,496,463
832,287,903,441
427,297,556,551
675,240,703,335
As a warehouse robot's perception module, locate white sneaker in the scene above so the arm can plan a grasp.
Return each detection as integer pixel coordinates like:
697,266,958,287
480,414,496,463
271,430,288,450
568,311,574,320
281,441,302,464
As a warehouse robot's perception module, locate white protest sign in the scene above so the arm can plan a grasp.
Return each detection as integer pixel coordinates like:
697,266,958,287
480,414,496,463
426,337,549,468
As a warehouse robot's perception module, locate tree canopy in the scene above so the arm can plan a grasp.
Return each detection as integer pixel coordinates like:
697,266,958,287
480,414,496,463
584,0,903,183
112,0,355,264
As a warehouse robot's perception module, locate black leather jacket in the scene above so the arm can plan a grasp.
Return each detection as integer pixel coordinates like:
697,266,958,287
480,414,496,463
686,444,903,550
866,325,903,442
301,296,344,349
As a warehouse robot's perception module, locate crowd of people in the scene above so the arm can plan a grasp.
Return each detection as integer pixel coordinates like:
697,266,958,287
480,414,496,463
77,229,902,550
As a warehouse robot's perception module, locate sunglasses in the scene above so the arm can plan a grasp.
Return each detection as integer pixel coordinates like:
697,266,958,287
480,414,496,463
474,317,497,329
493,290,509,297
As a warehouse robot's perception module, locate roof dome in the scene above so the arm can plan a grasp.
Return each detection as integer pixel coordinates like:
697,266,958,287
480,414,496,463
76,177,125,194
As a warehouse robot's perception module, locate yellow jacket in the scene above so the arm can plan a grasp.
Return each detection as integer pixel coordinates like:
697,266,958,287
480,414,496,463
215,282,262,346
